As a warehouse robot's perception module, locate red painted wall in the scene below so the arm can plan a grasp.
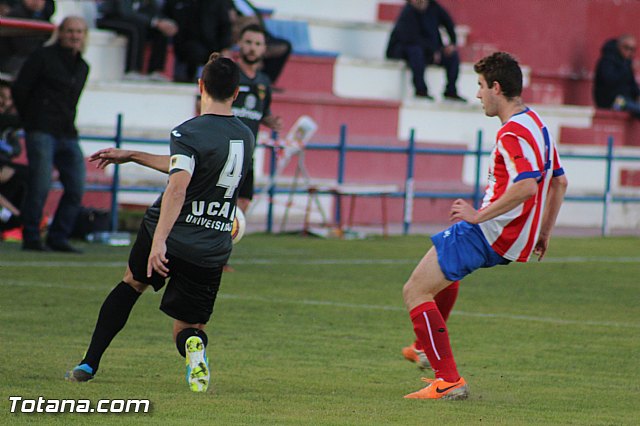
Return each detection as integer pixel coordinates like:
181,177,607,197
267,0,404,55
382,0,640,106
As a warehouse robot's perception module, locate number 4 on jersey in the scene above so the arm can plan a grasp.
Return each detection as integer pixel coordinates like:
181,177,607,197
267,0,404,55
217,140,245,198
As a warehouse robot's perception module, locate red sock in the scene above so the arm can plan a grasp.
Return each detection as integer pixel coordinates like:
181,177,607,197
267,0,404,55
410,301,460,382
435,280,460,322
414,281,460,351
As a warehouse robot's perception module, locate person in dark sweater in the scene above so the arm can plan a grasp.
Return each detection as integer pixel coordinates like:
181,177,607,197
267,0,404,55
386,0,465,101
594,35,640,118
12,16,90,252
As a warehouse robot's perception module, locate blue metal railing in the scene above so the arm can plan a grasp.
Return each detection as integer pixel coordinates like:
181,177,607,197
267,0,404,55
77,115,640,237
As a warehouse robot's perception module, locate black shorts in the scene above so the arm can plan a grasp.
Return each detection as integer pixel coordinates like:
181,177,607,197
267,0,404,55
238,161,254,200
128,225,223,324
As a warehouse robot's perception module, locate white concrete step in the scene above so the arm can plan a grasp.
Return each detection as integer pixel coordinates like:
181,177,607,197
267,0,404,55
255,0,389,24
334,58,529,103
77,80,198,134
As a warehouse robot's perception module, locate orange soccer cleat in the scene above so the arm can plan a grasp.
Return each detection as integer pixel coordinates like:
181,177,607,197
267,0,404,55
401,343,430,370
403,377,469,400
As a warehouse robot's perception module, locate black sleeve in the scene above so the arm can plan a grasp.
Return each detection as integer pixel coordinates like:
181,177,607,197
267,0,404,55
11,49,43,120
437,4,457,46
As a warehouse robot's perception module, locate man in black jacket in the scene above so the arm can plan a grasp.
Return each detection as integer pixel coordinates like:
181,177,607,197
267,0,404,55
12,16,89,252
594,35,640,118
386,0,465,101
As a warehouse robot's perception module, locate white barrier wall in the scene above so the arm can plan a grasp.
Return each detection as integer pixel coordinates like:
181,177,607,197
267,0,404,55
255,0,391,23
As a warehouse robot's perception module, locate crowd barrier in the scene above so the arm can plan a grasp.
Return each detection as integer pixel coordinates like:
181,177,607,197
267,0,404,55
78,115,640,237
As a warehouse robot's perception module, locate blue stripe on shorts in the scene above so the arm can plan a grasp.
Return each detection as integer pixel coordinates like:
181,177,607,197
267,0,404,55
430,221,510,281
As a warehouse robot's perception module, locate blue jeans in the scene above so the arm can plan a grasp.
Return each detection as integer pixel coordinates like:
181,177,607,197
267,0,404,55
388,44,460,95
22,131,85,243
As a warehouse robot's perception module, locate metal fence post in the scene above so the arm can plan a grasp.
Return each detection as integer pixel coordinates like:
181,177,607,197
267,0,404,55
602,136,614,237
110,114,123,232
266,130,278,234
334,124,347,225
403,129,416,235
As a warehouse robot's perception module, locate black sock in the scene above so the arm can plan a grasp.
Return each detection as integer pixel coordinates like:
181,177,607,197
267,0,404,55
81,282,141,373
176,328,208,358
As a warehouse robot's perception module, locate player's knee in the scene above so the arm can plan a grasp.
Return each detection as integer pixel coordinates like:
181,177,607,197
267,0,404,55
402,278,419,306
122,276,148,294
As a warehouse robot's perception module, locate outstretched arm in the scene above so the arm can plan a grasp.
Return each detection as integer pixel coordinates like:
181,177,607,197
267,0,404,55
533,174,568,261
89,148,170,174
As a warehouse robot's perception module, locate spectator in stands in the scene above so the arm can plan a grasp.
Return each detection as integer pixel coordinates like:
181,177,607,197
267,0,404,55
97,0,177,81
0,75,27,235
164,0,232,82
12,16,90,253
386,0,466,102
0,0,56,77
227,0,292,87
594,34,640,118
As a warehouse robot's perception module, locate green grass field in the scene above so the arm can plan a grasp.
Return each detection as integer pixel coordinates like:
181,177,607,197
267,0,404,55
0,234,638,425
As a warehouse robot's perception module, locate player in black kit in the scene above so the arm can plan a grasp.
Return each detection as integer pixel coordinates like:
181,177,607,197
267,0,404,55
65,53,255,393
232,24,282,213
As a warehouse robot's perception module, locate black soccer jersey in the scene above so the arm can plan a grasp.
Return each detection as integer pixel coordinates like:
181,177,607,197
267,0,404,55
231,69,272,136
142,113,255,267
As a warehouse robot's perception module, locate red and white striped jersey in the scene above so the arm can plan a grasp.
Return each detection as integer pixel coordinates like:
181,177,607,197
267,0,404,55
479,107,565,262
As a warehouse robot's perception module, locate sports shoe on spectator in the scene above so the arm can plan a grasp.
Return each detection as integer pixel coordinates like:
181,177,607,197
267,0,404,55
415,90,434,101
46,238,82,254
148,71,170,82
444,92,468,102
185,336,209,392
123,71,147,81
402,343,430,370
403,377,469,400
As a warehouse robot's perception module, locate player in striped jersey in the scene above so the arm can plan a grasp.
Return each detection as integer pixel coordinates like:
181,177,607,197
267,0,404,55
402,52,568,400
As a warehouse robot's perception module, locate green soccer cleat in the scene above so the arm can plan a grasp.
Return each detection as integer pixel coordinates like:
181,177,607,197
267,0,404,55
185,336,209,392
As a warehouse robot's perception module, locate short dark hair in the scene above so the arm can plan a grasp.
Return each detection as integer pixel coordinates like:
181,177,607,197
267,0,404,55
474,52,523,99
200,52,240,101
239,23,266,39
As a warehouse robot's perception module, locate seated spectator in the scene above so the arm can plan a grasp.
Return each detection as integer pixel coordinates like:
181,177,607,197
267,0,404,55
386,0,465,102
164,0,232,82
0,0,55,77
594,34,640,118
0,76,27,235
227,0,292,87
97,0,177,81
